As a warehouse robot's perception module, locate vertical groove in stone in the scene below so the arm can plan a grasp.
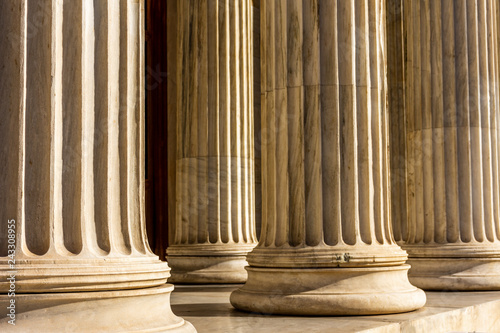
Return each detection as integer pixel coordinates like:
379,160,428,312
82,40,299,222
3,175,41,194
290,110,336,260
252,0,261,241
287,0,301,213
467,0,482,243
405,0,500,245
397,2,414,244
94,0,114,254
319,0,341,247
486,0,498,243
230,0,241,243
198,0,209,244
172,0,256,247
25,0,55,255
396,0,410,243
207,0,220,244
303,0,322,247
243,0,255,243
370,0,385,245
166,0,179,248
419,0,433,245
175,0,188,246
138,0,149,254
456,0,472,243
338,0,359,246
257,0,395,251
259,0,270,247
494,0,500,241
189,1,200,246
130,1,145,254
0,0,27,257
119,0,131,252
219,0,231,244
381,0,393,245
62,0,96,255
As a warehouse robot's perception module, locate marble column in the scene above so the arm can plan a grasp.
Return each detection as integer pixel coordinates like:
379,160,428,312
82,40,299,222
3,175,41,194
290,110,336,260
0,0,194,331
166,0,257,283
230,0,426,315
403,0,500,290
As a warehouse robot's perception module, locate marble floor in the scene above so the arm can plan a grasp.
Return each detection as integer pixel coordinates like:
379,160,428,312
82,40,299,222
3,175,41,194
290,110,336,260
170,285,500,333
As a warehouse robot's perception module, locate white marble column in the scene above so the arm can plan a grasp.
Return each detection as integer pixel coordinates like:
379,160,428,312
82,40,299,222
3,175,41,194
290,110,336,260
230,0,426,315
403,0,500,290
166,0,257,283
0,1,194,331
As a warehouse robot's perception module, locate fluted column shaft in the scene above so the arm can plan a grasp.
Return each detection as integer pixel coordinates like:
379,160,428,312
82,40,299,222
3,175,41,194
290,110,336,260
402,0,500,290
166,0,257,283
230,0,425,315
0,1,194,331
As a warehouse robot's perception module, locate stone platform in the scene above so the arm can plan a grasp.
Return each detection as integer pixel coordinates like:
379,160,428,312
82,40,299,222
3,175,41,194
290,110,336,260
171,284,500,333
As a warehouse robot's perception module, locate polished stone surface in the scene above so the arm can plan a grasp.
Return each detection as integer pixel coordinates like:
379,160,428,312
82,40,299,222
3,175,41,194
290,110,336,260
172,285,500,333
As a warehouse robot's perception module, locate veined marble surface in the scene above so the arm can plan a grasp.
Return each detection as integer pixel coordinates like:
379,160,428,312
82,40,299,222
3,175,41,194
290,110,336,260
172,284,500,333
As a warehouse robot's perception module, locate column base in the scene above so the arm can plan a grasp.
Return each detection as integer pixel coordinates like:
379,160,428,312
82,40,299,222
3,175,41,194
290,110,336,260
0,284,196,332
407,258,500,291
0,256,170,292
230,264,426,315
166,255,249,283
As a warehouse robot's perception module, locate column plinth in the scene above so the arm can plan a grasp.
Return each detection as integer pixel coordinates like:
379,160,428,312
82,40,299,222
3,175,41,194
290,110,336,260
0,1,194,331
233,265,423,316
1,285,194,333
166,0,257,283
405,246,500,291
401,0,500,290
167,244,256,283
230,0,425,315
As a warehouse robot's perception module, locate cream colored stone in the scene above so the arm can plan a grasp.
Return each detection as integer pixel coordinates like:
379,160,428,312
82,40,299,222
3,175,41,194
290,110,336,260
0,0,167,293
0,285,195,333
166,0,257,283
0,0,194,331
175,285,500,333
398,0,500,290
167,244,255,284
231,0,425,315
231,265,424,316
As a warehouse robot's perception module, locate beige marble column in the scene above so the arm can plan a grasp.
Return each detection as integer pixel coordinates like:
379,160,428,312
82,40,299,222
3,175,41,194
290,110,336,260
402,0,500,290
166,0,257,283
0,1,194,331
230,0,426,315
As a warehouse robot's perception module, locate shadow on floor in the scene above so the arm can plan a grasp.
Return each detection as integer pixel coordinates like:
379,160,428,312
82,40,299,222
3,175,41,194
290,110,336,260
171,303,289,318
